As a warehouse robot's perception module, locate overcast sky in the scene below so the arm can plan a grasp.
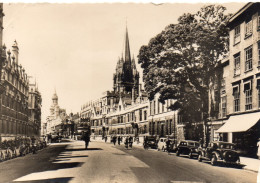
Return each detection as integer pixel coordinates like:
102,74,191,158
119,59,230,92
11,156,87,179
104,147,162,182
2,2,245,121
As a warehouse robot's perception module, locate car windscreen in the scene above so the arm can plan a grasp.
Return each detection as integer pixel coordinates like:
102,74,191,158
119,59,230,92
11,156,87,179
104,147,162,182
219,143,234,149
187,142,199,147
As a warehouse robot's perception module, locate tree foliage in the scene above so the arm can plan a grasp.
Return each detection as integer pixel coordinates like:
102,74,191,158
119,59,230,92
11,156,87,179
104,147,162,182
138,5,232,123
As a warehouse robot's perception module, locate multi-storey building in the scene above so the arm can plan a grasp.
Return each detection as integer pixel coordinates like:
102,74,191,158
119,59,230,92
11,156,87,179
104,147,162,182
28,79,42,137
0,41,30,141
81,27,184,143
46,90,66,135
216,3,260,157
149,93,184,143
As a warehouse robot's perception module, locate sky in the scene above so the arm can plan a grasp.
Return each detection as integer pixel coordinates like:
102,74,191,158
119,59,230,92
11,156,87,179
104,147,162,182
2,2,246,121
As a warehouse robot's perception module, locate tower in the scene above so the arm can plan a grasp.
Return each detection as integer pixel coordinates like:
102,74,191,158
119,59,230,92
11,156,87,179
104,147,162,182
113,27,140,98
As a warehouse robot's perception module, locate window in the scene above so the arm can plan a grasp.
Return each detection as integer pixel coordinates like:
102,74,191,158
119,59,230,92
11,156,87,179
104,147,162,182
244,81,252,110
154,100,156,115
157,99,160,114
257,79,260,108
234,53,241,76
150,102,152,115
258,42,260,66
245,18,253,37
221,78,226,94
258,12,260,30
234,25,241,44
221,96,227,118
144,110,147,120
139,109,142,121
245,46,253,71
233,86,240,112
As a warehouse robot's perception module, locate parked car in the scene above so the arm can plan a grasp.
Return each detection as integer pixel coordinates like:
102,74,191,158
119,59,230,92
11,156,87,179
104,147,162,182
176,140,200,158
197,141,240,166
157,138,177,152
157,138,167,151
143,136,158,149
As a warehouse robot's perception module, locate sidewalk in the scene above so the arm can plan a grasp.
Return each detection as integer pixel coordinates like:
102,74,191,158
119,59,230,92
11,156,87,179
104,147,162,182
240,156,260,173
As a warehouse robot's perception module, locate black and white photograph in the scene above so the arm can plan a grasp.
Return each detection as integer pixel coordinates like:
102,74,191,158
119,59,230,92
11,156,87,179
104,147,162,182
0,1,259,183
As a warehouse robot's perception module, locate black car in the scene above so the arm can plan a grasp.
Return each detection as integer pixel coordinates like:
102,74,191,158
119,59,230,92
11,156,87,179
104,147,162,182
176,140,200,158
197,141,240,166
143,136,158,149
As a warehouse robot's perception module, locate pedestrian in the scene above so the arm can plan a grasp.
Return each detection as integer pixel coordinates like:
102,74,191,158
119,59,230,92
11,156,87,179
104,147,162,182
118,136,121,145
125,136,129,149
257,138,260,159
129,136,133,148
113,136,117,145
166,137,171,154
82,131,90,149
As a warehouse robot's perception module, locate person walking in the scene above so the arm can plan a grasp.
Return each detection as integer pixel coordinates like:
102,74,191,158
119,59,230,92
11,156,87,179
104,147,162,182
166,137,171,154
129,136,133,149
113,136,117,146
82,131,90,149
125,136,129,149
118,136,121,145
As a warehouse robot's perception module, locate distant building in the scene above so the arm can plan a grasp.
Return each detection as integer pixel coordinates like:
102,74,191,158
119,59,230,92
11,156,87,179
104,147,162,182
46,90,66,135
28,79,42,137
81,27,184,143
215,3,260,157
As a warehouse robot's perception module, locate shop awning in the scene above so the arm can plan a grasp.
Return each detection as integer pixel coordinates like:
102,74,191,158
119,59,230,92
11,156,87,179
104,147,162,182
216,112,260,133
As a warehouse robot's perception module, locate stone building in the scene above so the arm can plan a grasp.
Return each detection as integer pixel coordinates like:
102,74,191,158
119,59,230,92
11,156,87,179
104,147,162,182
0,41,30,141
28,79,42,137
81,27,184,143
46,90,66,135
215,3,260,157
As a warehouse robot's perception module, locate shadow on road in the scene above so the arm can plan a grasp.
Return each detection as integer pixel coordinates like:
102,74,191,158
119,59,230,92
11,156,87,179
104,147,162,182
14,177,74,183
203,161,245,169
65,148,103,151
56,155,89,159
49,162,83,171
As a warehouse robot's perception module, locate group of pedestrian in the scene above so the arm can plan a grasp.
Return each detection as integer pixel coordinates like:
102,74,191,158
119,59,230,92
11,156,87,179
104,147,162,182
124,136,133,149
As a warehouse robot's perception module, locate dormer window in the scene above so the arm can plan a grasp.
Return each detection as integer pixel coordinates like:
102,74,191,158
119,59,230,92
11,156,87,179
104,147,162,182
234,25,241,45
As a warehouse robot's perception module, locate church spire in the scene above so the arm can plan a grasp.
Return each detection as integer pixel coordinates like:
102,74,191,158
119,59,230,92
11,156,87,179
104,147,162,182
125,26,131,63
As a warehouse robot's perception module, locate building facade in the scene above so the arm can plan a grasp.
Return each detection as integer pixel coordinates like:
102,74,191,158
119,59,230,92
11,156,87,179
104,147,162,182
46,90,66,135
0,41,31,141
81,27,184,143
28,80,42,137
215,3,260,157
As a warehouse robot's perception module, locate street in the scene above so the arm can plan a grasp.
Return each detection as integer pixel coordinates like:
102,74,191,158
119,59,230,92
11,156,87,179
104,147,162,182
0,140,257,183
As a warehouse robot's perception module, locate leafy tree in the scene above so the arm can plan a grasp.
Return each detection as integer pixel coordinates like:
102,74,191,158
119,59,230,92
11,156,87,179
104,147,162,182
138,5,232,139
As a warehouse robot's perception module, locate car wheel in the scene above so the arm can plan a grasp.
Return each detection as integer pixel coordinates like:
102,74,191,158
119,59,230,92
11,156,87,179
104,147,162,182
211,155,217,166
188,152,193,159
198,154,202,162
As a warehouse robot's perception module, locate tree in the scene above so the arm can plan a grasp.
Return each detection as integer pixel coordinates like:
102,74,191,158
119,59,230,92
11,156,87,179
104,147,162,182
138,5,232,141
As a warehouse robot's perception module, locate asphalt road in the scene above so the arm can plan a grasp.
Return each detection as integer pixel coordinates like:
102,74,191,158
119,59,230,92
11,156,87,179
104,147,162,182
0,140,257,183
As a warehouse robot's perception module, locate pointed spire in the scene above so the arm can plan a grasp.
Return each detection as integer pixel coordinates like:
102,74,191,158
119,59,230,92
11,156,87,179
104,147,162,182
124,25,131,63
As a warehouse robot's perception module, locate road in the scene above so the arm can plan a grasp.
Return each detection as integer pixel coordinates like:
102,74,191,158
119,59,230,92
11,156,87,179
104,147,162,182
0,140,257,183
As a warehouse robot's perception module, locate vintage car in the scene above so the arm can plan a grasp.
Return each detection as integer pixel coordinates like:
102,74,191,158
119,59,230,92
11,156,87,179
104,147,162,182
157,138,177,152
197,141,240,166
143,136,158,149
176,140,200,158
